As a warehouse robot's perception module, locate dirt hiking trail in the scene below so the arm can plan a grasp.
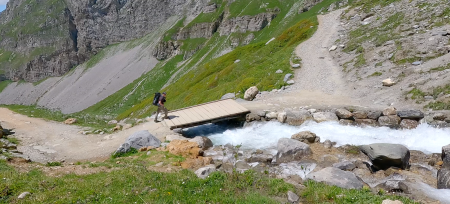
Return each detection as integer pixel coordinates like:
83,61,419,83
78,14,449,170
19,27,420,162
0,108,173,163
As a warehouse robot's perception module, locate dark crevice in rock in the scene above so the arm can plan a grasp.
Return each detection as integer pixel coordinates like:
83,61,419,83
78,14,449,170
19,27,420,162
67,8,79,52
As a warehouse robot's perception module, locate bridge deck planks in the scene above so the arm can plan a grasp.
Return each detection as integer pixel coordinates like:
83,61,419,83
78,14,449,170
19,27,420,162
162,99,250,129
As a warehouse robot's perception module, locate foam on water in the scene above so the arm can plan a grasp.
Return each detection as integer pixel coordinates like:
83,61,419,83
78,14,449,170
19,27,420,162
416,182,450,203
206,121,450,153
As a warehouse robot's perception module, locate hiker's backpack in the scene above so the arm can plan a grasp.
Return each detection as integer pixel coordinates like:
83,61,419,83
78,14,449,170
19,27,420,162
152,92,161,106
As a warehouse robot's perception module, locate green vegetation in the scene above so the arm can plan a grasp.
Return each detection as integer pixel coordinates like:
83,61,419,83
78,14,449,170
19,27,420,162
228,0,281,18
111,147,138,159
408,88,425,100
302,180,418,204
185,1,225,28
369,71,382,77
351,0,402,13
0,151,294,203
429,63,450,72
163,18,186,41
354,54,366,68
180,38,208,53
45,162,62,167
375,62,383,67
85,44,120,69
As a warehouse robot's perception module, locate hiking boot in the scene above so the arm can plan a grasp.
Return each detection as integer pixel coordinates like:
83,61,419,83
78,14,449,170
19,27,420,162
164,116,169,119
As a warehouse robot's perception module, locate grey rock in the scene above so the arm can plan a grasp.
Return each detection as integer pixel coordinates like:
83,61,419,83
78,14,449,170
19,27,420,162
291,64,300,68
284,74,293,82
221,93,235,100
412,61,423,65
378,115,401,127
367,110,382,120
382,107,397,116
286,80,295,85
246,154,273,163
335,109,353,119
278,112,287,123
286,110,312,126
18,192,31,199
360,143,410,170
305,167,363,189
424,95,434,100
339,119,354,125
323,139,333,149
256,111,267,117
433,113,447,121
246,113,261,122
332,161,356,171
235,160,251,173
195,164,216,179
313,112,338,122
107,120,118,125
442,144,450,169
287,191,299,203
291,131,317,143
266,112,278,119
437,168,450,189
115,130,161,154
375,175,410,193
397,110,424,119
354,119,378,127
218,12,277,36
275,69,283,74
276,138,311,163
188,136,213,150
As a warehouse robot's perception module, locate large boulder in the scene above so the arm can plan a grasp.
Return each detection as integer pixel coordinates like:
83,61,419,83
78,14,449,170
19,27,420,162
437,168,450,189
378,115,401,127
266,112,278,120
115,130,161,154
359,143,410,170
167,140,202,159
244,86,259,101
397,110,424,120
442,144,450,168
195,164,216,179
305,167,364,189
291,131,318,144
335,109,353,119
246,154,273,163
352,111,368,119
367,111,382,120
313,112,338,122
188,136,213,150
275,138,311,163
285,110,312,126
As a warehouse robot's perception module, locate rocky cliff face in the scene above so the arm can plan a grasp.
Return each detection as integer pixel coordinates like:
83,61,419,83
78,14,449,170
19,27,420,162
0,0,209,82
218,12,277,36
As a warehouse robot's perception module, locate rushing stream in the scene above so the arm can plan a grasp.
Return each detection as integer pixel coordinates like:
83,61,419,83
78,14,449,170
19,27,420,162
184,121,450,154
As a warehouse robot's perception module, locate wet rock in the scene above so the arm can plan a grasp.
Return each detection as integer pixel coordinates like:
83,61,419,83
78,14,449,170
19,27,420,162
352,111,368,119
235,160,251,173
382,78,396,87
276,138,311,163
442,144,450,168
323,140,333,149
339,119,354,125
367,111,382,120
167,140,202,159
189,136,213,150
18,192,30,199
244,86,259,101
383,107,397,116
437,168,450,189
313,112,338,122
195,164,216,179
305,167,363,189
165,134,188,142
397,110,424,120
115,130,161,154
284,74,293,82
335,109,353,119
246,113,261,122
378,115,401,127
360,143,410,170
287,191,299,203
221,93,235,100
278,112,287,123
64,118,77,124
286,110,312,126
400,119,419,129
332,161,356,171
181,156,213,169
354,119,378,127
291,131,317,144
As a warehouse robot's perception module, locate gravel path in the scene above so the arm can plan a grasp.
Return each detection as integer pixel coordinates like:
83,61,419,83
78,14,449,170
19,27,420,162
0,108,172,163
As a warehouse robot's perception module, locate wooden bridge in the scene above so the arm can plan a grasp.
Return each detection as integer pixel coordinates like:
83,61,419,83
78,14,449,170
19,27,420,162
162,99,250,130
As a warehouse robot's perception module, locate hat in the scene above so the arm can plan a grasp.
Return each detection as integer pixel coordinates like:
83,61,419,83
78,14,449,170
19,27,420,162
162,92,167,95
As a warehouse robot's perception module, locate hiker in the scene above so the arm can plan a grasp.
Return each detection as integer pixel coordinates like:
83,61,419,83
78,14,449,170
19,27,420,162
155,92,168,122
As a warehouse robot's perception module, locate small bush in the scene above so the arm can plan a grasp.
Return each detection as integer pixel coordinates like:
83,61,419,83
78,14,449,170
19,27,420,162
46,162,62,167
111,148,138,159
